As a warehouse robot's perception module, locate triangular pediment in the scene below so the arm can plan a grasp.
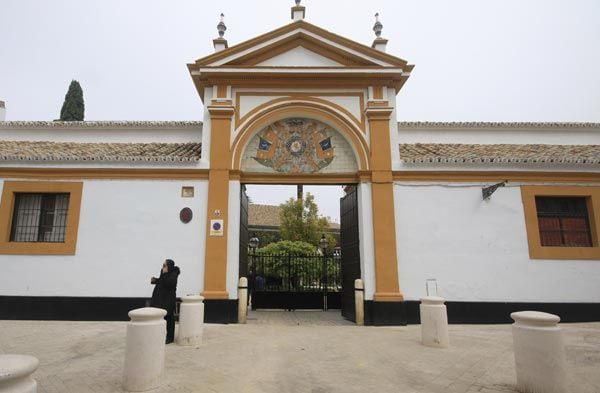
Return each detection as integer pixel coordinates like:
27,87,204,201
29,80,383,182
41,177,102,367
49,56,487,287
191,20,411,69
254,45,343,67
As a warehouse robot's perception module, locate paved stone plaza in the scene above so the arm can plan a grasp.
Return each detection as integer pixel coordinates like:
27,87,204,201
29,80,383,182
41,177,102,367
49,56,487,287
1,311,599,393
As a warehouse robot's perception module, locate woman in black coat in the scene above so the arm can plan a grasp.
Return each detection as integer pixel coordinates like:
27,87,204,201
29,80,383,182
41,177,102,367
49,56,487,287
150,259,180,344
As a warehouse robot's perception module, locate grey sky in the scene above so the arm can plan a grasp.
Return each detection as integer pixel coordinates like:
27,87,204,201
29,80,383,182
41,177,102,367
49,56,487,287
1,0,599,220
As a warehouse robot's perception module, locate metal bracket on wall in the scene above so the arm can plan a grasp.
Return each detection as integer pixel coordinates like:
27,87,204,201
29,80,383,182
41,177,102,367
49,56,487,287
482,181,507,200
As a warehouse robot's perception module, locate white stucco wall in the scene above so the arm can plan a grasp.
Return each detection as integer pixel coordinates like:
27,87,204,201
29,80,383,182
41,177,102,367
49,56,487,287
0,179,208,298
394,183,600,303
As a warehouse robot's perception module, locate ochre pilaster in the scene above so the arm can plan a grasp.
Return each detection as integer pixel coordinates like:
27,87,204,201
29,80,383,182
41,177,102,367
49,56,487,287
203,103,235,299
365,106,403,302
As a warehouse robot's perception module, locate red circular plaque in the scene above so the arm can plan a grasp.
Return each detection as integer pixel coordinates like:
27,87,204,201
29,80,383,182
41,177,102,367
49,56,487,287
180,207,193,223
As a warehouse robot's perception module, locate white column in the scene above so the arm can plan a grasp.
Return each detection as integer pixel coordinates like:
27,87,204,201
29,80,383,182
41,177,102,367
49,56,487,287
354,279,364,326
357,182,375,300
177,295,205,346
420,296,449,348
123,307,166,392
238,277,248,324
511,311,567,393
0,354,39,393
226,180,241,299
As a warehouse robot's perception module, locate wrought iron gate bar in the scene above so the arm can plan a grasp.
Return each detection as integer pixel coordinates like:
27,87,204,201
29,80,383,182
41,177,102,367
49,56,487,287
249,252,342,310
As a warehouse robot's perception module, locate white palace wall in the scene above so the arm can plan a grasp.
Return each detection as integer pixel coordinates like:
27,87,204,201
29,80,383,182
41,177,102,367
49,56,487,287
0,179,208,298
394,183,600,303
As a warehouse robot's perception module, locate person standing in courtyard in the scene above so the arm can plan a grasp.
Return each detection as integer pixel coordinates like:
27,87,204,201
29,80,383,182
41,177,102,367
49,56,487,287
150,259,180,344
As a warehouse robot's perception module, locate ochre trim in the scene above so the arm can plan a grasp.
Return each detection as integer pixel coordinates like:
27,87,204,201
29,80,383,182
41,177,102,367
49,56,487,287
235,92,365,131
191,20,410,68
203,104,235,299
238,172,362,185
521,185,600,260
0,181,83,255
216,85,228,98
392,171,600,183
231,102,369,171
0,168,209,180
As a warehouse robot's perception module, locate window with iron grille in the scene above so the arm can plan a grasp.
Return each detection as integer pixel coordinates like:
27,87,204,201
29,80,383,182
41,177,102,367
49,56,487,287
10,193,70,243
535,196,592,247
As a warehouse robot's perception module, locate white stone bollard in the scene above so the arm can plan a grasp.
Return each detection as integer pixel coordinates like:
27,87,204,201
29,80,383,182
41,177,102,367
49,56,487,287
354,279,364,326
123,307,166,392
177,295,205,346
238,277,248,324
511,311,567,393
0,354,39,393
420,296,449,348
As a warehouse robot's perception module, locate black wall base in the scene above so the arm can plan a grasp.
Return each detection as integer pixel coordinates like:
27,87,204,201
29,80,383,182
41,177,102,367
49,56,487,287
364,300,407,326
0,296,148,321
1,296,598,324
203,299,238,324
403,301,600,324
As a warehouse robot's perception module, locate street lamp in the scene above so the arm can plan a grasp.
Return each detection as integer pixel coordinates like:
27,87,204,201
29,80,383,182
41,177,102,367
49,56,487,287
319,234,329,311
319,234,329,253
248,233,259,308
249,233,259,251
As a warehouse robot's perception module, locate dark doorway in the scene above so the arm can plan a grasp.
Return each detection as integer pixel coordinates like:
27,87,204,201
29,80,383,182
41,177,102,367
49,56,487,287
240,184,359,319
340,186,361,322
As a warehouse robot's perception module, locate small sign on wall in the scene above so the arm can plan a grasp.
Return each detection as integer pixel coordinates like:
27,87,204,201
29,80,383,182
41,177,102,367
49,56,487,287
210,219,224,236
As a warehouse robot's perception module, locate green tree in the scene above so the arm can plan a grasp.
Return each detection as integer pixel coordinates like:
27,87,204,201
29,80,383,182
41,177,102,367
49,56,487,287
279,193,337,251
59,80,84,121
256,240,316,255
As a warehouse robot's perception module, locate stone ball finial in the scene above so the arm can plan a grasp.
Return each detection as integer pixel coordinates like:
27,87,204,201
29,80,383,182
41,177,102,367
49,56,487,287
217,13,226,38
373,12,383,37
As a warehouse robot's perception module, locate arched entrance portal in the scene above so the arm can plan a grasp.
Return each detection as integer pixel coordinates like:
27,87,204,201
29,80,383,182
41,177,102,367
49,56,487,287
237,117,363,322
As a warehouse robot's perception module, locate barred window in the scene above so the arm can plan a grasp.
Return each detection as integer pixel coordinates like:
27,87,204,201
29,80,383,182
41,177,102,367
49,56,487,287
535,196,592,247
10,193,70,243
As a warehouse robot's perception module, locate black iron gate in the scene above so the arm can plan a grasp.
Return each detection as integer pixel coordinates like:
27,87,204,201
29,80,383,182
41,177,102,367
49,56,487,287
249,252,341,310
340,186,361,321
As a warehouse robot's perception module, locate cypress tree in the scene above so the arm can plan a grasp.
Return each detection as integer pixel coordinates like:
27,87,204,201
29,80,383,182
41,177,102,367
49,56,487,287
59,80,85,121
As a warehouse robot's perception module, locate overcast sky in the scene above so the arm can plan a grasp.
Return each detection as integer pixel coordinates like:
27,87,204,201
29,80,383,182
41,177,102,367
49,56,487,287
1,0,599,220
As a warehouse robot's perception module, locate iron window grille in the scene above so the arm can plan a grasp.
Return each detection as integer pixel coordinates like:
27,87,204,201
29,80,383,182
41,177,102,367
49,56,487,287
535,196,592,247
10,193,70,243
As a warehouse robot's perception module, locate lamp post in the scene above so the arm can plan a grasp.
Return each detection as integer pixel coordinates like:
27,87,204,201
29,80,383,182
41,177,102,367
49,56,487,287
319,234,329,311
248,233,259,309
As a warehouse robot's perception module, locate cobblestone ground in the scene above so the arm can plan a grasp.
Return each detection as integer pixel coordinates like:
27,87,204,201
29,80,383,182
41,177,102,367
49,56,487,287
1,311,599,393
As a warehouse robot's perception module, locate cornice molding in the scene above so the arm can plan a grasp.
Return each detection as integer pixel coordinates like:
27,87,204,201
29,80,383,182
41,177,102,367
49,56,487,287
398,122,600,130
0,121,203,129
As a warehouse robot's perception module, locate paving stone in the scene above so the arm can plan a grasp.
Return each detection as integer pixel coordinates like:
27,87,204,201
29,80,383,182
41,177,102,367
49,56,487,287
0,312,598,393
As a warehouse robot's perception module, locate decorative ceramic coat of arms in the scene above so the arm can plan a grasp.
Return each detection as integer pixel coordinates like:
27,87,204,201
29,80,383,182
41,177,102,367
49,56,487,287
252,118,335,173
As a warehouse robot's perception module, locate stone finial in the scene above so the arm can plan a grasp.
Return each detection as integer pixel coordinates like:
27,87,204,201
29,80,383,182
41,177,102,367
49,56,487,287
217,13,226,38
291,0,306,21
373,13,383,37
213,13,228,52
371,12,388,52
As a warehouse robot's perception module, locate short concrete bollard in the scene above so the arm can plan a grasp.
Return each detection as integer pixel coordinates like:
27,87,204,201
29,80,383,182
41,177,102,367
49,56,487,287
420,296,449,348
0,354,39,393
177,295,205,346
238,277,248,324
123,307,166,392
354,279,364,326
511,311,567,393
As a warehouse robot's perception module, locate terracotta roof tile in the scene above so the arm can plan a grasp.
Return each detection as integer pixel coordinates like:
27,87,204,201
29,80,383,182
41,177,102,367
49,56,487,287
399,143,600,165
249,203,340,229
0,140,201,162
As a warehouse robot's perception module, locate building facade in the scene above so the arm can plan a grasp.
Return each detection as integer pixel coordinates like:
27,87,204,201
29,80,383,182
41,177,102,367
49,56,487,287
0,3,599,324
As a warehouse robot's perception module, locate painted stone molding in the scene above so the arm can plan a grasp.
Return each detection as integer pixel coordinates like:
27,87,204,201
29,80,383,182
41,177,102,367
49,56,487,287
241,118,357,174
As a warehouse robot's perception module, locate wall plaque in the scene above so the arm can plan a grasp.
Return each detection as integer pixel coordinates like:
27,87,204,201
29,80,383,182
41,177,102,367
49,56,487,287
180,207,193,223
